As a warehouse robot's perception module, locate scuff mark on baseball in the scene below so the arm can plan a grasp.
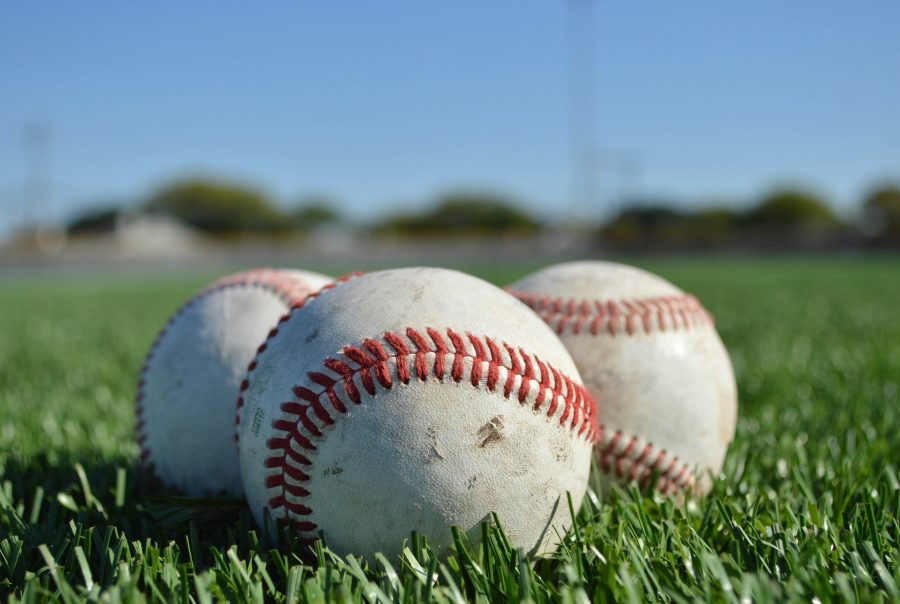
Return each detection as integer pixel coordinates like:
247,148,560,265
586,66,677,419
236,267,599,558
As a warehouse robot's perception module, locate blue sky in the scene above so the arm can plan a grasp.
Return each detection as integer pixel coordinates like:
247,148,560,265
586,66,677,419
1,1,899,233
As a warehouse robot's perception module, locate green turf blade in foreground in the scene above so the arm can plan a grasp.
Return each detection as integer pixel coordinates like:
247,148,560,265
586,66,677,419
0,258,898,602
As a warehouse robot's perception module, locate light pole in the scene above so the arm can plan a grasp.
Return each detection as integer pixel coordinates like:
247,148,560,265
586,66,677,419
566,0,598,225
23,122,52,232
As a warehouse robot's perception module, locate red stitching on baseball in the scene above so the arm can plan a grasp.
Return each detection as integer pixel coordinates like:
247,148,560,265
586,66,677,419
596,429,696,494
508,291,714,336
508,289,703,494
134,269,331,472
233,273,364,443
260,328,600,540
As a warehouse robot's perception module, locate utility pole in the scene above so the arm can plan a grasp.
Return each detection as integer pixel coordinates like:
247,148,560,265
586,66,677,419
566,0,598,224
23,122,52,231
617,153,642,216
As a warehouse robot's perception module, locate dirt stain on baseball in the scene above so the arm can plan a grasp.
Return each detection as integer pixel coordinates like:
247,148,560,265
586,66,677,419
476,415,504,448
426,427,445,461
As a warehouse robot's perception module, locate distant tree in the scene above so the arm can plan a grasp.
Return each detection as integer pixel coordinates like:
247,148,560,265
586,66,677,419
686,208,739,244
376,193,540,236
600,203,737,248
290,198,342,230
742,189,838,231
601,205,683,246
429,194,540,233
143,178,287,233
861,185,900,245
67,205,121,234
612,205,683,229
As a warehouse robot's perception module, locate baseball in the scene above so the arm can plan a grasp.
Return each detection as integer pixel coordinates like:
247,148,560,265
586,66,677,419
236,267,598,558
135,268,332,497
509,261,737,495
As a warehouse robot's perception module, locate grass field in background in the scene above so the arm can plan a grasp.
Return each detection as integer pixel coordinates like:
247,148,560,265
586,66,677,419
0,257,898,601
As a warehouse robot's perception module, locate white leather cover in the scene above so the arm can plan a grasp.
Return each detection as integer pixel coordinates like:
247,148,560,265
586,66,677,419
237,267,596,557
136,269,332,497
510,261,737,494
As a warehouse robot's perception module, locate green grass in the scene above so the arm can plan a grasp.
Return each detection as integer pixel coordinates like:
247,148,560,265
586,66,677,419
1,257,898,602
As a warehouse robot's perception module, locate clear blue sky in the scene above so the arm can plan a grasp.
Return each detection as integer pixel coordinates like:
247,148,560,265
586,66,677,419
2,1,899,233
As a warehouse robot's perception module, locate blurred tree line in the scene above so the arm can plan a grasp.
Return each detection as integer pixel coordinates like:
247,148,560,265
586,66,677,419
68,179,341,236
602,186,900,249
373,193,539,237
67,177,900,248
602,190,841,249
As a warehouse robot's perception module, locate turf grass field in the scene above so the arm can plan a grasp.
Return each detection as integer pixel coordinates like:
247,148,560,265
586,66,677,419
0,257,898,601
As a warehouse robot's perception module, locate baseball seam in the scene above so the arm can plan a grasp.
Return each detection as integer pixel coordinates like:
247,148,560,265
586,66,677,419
260,327,599,540
595,430,695,494
233,273,363,443
512,288,704,493
509,291,714,336
135,268,324,472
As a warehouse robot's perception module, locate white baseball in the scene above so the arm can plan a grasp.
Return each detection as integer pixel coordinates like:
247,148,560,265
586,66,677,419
509,261,737,495
136,268,332,497
236,267,598,558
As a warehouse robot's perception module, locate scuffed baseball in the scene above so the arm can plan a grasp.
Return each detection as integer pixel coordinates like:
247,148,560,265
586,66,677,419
509,261,737,495
237,267,598,558
136,268,332,497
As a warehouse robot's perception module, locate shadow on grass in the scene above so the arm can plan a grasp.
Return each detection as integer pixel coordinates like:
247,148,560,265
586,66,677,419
0,454,264,562
2,454,604,597
0,453,614,602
